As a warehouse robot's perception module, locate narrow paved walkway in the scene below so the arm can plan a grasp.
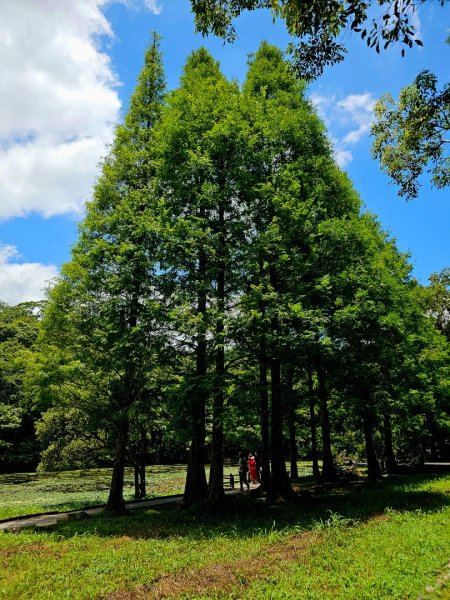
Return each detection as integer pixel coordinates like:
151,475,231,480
0,494,185,533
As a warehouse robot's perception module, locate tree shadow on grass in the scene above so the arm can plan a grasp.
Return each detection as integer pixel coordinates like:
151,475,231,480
51,472,450,541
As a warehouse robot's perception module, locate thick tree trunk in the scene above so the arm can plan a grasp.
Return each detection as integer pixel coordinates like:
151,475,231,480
184,247,208,503
208,204,225,506
106,414,129,514
307,367,320,478
317,364,335,482
363,410,382,479
383,414,398,473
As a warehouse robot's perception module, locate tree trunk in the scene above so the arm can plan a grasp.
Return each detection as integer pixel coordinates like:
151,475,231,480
106,414,129,514
134,463,140,499
208,204,225,506
288,405,299,481
184,245,208,503
259,331,271,489
268,321,289,502
307,367,320,479
383,414,398,474
286,375,298,481
363,410,382,479
139,429,147,497
317,364,335,482
267,270,296,503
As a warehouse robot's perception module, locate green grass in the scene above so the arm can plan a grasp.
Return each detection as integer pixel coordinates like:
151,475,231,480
0,473,449,599
0,465,188,521
0,461,315,521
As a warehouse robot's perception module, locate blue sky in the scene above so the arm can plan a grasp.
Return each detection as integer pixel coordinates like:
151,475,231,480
0,0,448,304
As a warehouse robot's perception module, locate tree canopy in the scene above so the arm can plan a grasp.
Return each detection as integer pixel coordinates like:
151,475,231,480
371,38,450,200
190,0,440,79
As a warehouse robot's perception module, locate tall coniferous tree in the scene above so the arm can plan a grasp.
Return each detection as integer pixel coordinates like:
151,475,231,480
42,34,166,513
155,49,244,503
239,42,360,501
317,214,412,478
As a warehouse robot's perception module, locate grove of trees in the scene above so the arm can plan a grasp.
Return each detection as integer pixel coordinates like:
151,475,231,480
1,37,449,513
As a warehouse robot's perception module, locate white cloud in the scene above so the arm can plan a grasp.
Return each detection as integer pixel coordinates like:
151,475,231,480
0,0,121,219
337,93,376,145
0,245,58,304
119,0,162,14
334,148,353,169
310,91,376,168
143,0,162,14
0,135,113,219
408,5,422,40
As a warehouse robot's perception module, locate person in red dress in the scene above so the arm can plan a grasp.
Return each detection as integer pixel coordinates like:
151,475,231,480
248,454,258,484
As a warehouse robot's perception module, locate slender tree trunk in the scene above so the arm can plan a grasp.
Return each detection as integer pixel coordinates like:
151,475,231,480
363,410,382,479
383,414,398,474
259,331,271,489
268,316,288,502
184,246,208,503
184,346,208,502
288,405,299,481
307,367,320,478
134,463,140,499
317,364,335,482
286,374,298,481
267,268,296,503
106,413,129,514
139,429,147,497
208,204,225,506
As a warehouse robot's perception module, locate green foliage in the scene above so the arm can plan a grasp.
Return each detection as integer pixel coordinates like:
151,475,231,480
36,407,108,471
372,65,450,199
425,268,450,341
191,1,441,79
0,302,43,472
35,35,169,502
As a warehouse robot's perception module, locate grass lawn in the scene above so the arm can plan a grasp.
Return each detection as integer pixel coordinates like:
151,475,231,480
0,462,314,521
0,465,188,521
0,473,449,599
